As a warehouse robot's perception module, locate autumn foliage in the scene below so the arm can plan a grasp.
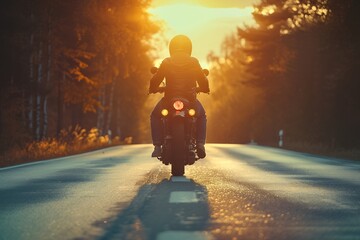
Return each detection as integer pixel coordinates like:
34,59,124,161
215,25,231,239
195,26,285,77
0,126,129,167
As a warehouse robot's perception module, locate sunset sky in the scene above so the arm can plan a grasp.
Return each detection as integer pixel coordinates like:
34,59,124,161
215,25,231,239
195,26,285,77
149,0,260,67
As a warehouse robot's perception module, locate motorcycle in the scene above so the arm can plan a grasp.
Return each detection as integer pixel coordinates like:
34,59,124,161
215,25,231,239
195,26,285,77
150,67,209,176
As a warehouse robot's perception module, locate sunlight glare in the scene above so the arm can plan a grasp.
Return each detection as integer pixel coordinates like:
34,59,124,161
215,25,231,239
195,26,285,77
148,3,254,67
149,4,252,34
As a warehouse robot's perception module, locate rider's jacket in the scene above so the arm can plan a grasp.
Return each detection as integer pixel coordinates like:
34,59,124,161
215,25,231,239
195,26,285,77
149,52,210,101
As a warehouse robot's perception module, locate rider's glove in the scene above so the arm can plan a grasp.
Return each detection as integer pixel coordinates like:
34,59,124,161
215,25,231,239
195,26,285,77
148,87,156,94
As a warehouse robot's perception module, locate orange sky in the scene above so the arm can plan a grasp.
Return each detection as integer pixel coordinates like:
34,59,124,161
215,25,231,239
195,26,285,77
149,0,259,67
152,0,259,8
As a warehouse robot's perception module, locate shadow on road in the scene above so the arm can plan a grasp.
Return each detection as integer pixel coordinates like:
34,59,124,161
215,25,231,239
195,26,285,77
93,176,211,240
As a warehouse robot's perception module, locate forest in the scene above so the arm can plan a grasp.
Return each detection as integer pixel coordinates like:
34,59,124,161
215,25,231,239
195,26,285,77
0,0,159,165
1,0,359,166
205,0,360,153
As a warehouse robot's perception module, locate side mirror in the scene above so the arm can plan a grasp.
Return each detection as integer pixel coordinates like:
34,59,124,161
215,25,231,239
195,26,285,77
150,67,158,74
203,69,209,76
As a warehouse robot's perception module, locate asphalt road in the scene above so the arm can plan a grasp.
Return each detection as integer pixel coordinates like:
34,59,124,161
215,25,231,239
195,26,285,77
0,144,359,240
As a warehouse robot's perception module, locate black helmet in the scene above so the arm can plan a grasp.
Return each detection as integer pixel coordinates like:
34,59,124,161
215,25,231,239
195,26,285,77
169,35,192,56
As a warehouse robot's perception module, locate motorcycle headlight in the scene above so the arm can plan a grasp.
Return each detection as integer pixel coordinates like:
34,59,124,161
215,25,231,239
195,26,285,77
173,100,184,110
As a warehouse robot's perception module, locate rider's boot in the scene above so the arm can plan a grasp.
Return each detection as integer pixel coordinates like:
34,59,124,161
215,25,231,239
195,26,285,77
196,143,206,158
151,145,162,158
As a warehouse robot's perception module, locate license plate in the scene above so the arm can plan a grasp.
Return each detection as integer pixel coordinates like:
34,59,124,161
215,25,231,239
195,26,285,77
175,111,185,117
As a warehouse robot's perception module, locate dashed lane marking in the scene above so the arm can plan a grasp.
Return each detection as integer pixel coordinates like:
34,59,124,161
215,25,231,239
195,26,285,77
171,176,191,182
156,231,214,240
169,191,198,203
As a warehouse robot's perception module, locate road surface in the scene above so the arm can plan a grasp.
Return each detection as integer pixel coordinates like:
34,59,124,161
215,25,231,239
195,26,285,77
0,144,359,240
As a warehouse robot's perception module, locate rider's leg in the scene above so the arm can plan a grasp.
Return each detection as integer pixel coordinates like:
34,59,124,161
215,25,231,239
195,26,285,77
195,100,207,158
150,98,164,157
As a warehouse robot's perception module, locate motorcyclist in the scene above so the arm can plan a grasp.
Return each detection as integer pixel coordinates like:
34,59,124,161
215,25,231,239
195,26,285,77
149,35,210,158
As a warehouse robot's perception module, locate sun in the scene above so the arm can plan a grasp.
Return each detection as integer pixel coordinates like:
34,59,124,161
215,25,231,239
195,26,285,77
149,3,253,37
148,3,254,67
149,4,213,34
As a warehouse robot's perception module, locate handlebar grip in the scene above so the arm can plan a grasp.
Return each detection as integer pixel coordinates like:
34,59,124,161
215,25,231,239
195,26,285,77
157,87,165,93
149,87,166,94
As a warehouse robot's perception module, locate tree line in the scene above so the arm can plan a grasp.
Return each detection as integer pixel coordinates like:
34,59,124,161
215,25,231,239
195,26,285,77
205,0,360,150
0,0,159,153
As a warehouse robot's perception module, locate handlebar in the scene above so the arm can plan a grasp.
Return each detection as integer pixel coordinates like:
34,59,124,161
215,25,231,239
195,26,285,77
150,67,209,76
149,67,210,94
149,87,208,94
156,87,166,93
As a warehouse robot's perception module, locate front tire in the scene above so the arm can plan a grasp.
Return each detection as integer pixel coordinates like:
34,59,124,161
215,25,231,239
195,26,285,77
171,118,186,176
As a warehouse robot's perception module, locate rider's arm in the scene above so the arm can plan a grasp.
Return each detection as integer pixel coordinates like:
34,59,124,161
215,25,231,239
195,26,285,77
193,60,210,93
149,59,167,93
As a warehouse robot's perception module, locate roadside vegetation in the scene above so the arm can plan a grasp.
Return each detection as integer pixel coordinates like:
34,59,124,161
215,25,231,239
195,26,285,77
0,126,134,168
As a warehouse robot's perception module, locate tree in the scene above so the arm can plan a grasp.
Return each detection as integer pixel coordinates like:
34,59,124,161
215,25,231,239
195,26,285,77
207,0,360,149
0,0,160,155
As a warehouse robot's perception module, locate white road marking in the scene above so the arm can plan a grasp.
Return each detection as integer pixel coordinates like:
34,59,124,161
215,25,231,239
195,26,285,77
156,231,214,240
171,176,191,182
169,191,198,203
